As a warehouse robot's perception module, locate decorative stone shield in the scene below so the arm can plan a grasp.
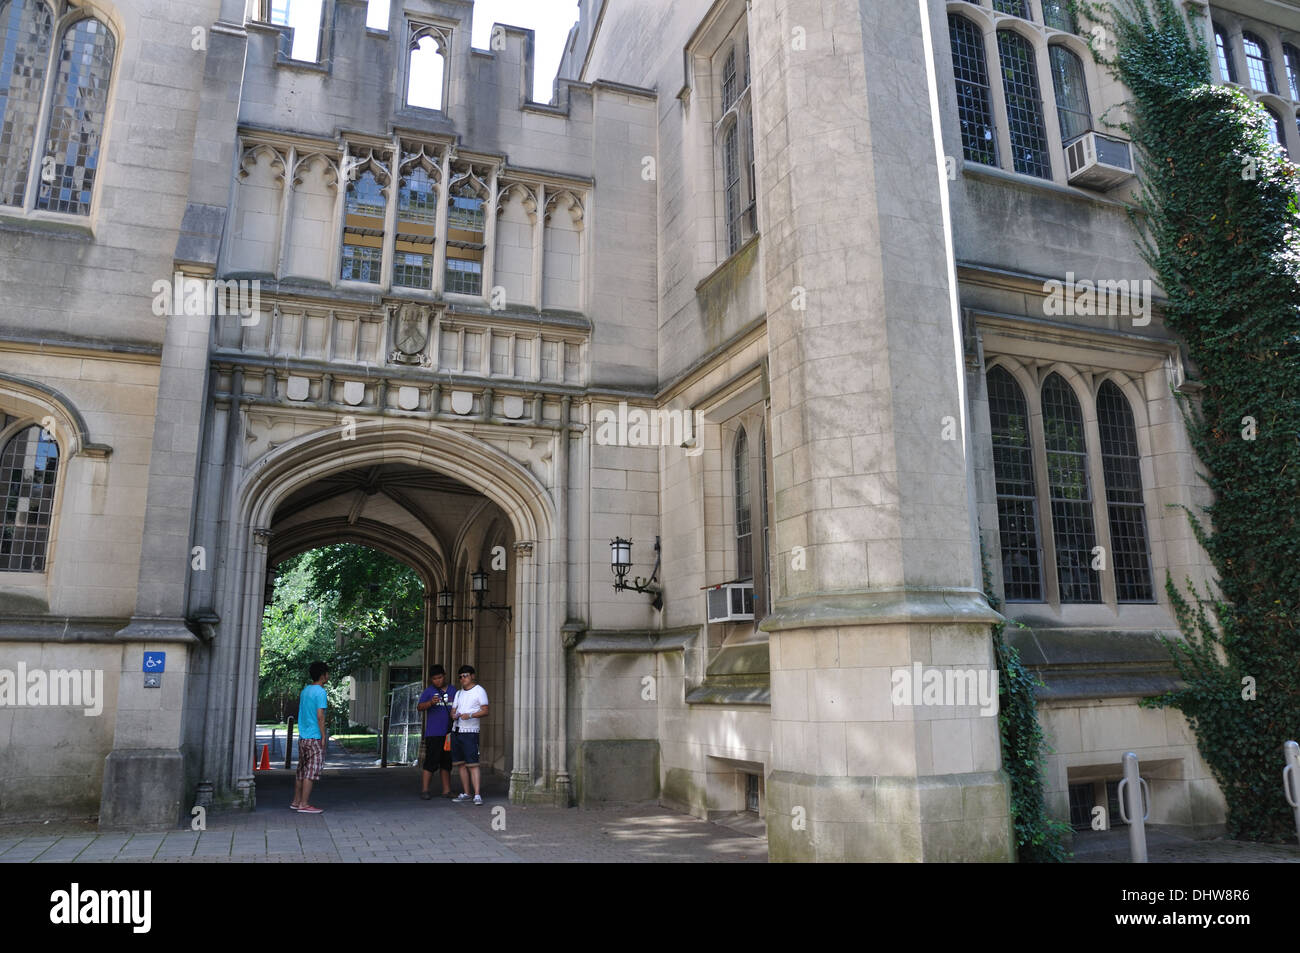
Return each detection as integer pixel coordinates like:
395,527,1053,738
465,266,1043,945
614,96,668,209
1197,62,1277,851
398,386,420,411
343,381,365,406
285,376,310,401
450,390,473,415
390,302,431,364
502,395,525,419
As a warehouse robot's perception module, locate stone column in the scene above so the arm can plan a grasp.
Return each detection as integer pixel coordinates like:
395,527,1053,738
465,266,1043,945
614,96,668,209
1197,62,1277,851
752,0,1012,861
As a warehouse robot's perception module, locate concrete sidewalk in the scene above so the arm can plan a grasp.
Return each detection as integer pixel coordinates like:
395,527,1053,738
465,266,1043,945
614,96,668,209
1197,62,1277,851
0,768,767,864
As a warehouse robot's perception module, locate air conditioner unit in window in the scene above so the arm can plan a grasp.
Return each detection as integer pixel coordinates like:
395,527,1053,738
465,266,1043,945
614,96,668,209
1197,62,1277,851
705,582,755,623
1065,131,1135,190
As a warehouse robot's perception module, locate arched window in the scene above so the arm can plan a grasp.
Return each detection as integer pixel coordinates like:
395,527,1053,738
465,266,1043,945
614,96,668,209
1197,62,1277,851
988,367,1043,601
734,427,752,580
1041,0,1077,34
1284,43,1300,100
1215,23,1238,84
0,3,115,216
1041,373,1100,602
1242,32,1277,94
998,30,1051,179
340,169,386,283
0,0,53,207
1264,105,1286,153
949,14,997,166
1097,382,1154,602
0,424,58,572
993,0,1029,18
407,26,447,111
394,156,438,290
1049,45,1092,144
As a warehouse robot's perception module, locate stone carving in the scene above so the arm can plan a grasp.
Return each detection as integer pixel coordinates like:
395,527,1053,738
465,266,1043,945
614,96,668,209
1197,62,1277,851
388,301,433,365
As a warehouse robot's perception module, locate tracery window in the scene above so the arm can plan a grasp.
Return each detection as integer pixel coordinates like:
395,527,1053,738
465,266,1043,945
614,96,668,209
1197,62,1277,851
444,172,486,296
1042,373,1100,603
998,30,1051,179
949,14,998,166
0,424,58,572
340,163,387,284
988,367,1042,601
1097,382,1154,602
0,1,116,217
407,23,448,111
394,149,439,290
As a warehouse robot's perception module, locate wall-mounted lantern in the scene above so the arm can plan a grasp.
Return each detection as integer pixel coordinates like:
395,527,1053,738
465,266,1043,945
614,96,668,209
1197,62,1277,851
610,536,663,611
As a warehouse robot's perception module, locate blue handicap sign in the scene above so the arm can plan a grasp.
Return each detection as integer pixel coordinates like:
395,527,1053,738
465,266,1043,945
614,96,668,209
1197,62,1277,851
143,652,166,673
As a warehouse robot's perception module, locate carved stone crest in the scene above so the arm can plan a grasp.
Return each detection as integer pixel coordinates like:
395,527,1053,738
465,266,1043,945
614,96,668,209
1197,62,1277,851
388,302,432,365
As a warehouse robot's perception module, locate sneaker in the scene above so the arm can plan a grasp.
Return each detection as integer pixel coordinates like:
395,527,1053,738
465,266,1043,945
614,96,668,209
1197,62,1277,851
298,805,324,814
453,793,471,803
289,804,301,811
473,795,483,806
419,792,433,800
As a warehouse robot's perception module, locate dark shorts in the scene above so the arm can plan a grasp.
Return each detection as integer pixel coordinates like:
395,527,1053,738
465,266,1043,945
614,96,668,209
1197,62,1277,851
451,731,480,766
296,738,324,781
423,734,452,772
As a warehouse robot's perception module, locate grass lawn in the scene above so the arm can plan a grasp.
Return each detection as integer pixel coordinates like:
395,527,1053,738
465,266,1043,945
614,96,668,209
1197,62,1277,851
333,733,379,754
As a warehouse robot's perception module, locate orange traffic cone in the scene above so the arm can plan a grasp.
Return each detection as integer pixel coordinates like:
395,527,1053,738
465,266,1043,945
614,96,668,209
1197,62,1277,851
256,744,271,771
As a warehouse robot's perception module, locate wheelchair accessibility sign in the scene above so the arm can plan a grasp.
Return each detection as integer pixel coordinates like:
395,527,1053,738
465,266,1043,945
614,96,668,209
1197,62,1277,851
144,652,165,688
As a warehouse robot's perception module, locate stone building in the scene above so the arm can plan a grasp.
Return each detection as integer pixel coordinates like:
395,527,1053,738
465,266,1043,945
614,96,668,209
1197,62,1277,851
0,0,1280,860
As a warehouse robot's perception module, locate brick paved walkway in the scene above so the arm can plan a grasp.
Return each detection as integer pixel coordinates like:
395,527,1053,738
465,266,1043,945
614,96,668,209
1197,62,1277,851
0,768,767,864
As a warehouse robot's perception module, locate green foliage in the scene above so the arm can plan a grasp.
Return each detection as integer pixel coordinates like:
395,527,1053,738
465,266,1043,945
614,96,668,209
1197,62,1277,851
983,554,1073,862
259,544,425,733
1080,0,1300,840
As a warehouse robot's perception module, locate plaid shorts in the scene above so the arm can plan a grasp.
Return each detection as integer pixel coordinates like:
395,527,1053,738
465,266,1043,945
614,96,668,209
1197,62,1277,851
297,738,324,781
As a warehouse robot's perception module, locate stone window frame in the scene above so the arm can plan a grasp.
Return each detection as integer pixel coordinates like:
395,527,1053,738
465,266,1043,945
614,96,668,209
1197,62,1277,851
718,404,774,638
1203,8,1300,160
0,414,64,582
946,1,1103,189
403,18,452,115
982,355,1162,616
0,0,121,229
709,14,758,261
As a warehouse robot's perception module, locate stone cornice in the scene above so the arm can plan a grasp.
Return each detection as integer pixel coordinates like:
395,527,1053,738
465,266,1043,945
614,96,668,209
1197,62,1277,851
761,588,1003,632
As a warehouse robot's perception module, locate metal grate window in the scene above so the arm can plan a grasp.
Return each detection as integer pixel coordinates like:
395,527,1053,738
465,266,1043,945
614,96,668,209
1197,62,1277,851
1050,45,1092,144
998,30,1051,179
993,0,1029,18
1042,373,1100,602
0,0,53,208
0,425,58,572
1041,0,1077,33
949,15,997,166
1215,25,1237,84
1242,32,1277,94
734,427,752,580
36,16,115,215
340,169,385,283
988,367,1043,601
1097,382,1154,602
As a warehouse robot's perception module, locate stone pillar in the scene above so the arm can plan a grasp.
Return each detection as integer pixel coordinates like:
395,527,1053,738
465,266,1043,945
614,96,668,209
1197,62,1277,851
752,0,1012,860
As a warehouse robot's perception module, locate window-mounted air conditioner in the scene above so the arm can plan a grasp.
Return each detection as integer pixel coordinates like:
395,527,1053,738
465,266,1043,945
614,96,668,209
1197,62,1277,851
1065,131,1135,190
705,582,755,623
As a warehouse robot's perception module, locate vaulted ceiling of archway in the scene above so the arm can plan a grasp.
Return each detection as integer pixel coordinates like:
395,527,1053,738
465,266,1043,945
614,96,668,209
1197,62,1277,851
271,464,500,573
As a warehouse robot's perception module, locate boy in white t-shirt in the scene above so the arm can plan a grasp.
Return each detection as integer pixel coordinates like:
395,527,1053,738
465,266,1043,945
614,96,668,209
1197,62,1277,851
451,665,490,804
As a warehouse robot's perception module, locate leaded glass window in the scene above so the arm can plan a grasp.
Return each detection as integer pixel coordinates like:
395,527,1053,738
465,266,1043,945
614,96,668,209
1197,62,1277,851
988,366,1043,601
993,0,1029,18
949,15,997,166
340,169,385,283
759,423,771,616
0,424,58,572
1215,24,1238,84
1097,382,1154,602
1041,0,1077,33
735,427,752,580
1049,45,1092,144
0,0,53,208
721,47,737,112
1042,374,1100,602
1243,33,1277,94
998,31,1051,179
444,185,485,295
723,121,742,254
1265,105,1286,152
1285,44,1300,100
394,162,437,289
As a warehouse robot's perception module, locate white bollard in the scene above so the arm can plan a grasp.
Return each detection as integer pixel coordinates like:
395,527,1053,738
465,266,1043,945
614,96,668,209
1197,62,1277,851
1116,751,1150,863
1283,741,1300,846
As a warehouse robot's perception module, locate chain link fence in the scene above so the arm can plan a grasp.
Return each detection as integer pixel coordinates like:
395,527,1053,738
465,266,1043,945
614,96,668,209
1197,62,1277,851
385,681,424,765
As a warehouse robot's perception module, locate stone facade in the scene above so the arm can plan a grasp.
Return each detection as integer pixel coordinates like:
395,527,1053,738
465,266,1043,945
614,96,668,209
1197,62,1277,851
0,0,1273,859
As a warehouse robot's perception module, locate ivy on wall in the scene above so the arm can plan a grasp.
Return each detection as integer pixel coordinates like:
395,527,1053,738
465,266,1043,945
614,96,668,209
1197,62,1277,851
1078,0,1300,840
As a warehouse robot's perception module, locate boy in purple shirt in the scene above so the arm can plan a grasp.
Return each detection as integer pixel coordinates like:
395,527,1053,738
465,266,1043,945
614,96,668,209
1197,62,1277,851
416,665,455,799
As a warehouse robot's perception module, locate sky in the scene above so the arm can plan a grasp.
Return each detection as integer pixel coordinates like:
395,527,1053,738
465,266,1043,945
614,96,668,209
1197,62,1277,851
286,0,580,102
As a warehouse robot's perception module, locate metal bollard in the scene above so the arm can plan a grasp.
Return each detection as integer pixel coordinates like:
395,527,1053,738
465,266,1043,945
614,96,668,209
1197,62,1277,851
380,715,390,768
271,728,277,763
285,717,295,770
1283,741,1300,846
1116,751,1150,863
